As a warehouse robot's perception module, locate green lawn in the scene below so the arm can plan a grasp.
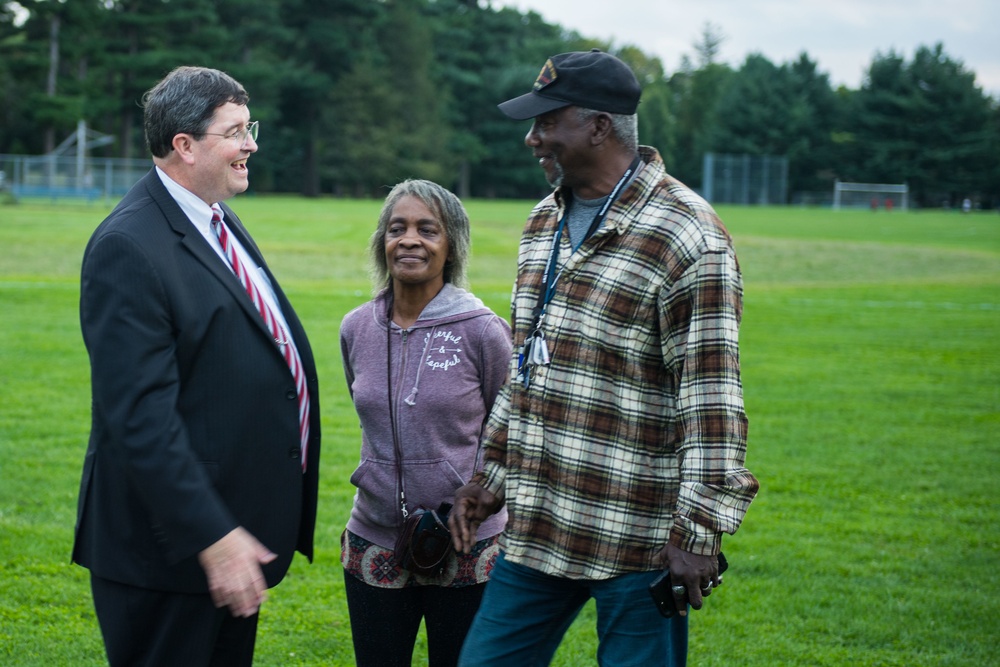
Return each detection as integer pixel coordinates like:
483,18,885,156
1,196,998,666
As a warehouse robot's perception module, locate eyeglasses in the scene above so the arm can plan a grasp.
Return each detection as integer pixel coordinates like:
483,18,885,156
201,120,259,147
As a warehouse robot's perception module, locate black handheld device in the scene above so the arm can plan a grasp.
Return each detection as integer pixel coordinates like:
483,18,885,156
648,552,729,618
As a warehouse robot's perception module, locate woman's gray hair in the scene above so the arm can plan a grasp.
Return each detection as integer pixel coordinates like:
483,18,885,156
143,66,249,158
577,107,638,153
369,179,471,293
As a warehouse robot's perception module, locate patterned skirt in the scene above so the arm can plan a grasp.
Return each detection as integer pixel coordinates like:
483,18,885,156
341,529,500,589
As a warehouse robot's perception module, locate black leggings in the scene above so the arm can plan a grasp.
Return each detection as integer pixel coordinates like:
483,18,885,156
343,571,486,667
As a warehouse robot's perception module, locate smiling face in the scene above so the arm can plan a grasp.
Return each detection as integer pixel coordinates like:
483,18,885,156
525,106,595,191
384,195,450,292
189,102,257,204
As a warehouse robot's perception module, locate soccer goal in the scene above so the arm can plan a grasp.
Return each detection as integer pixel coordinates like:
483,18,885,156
832,181,909,211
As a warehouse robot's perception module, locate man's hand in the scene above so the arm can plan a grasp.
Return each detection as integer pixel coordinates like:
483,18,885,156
448,482,502,553
197,527,277,618
654,543,721,616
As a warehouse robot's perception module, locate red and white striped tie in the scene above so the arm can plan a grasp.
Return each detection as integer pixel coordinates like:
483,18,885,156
211,208,310,471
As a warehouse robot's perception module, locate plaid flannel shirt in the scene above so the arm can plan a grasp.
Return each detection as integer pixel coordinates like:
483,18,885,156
475,146,759,579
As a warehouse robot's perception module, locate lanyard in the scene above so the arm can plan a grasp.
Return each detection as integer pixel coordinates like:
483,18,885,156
517,155,642,389
535,154,642,324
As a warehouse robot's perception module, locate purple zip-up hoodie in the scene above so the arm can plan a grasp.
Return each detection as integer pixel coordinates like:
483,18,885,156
341,283,512,549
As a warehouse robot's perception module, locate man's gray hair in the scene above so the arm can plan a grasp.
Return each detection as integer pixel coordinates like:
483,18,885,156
577,107,638,153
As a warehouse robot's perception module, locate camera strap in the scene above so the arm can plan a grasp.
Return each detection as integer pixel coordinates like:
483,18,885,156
385,297,411,521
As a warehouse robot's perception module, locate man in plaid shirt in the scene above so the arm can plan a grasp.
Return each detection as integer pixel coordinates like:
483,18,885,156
450,50,759,666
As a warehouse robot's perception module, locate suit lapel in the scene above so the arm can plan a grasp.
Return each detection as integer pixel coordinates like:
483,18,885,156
143,172,278,347
142,172,315,379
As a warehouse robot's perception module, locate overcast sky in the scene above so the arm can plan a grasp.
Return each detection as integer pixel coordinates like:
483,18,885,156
499,0,1000,97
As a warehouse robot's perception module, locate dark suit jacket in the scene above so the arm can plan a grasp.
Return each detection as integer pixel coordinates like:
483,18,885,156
73,169,321,593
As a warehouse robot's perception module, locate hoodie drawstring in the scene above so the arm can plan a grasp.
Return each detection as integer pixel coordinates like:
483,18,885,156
403,326,436,406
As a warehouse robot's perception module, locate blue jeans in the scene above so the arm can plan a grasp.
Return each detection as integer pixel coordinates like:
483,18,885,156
458,551,687,667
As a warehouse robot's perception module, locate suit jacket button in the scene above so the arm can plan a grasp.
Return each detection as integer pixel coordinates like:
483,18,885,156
286,389,296,400
289,447,301,459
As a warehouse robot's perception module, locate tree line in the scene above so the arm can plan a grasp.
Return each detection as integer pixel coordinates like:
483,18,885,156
2,0,998,207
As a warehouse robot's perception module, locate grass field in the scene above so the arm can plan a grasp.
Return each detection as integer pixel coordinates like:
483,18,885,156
1,195,998,666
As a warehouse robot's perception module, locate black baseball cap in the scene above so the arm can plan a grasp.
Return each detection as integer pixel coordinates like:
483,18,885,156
498,48,641,120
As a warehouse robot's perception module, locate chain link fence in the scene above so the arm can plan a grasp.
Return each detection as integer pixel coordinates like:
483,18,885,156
0,154,151,203
701,152,788,205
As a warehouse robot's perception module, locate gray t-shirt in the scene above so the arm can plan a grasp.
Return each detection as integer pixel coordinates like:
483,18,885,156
565,162,644,250
566,195,609,250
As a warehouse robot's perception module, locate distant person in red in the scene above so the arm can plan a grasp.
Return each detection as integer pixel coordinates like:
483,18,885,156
885,198,894,212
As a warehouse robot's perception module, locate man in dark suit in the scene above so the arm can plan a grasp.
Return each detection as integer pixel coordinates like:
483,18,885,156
73,66,321,666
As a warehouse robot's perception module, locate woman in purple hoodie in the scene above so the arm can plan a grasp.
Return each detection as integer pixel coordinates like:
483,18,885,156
339,180,512,666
